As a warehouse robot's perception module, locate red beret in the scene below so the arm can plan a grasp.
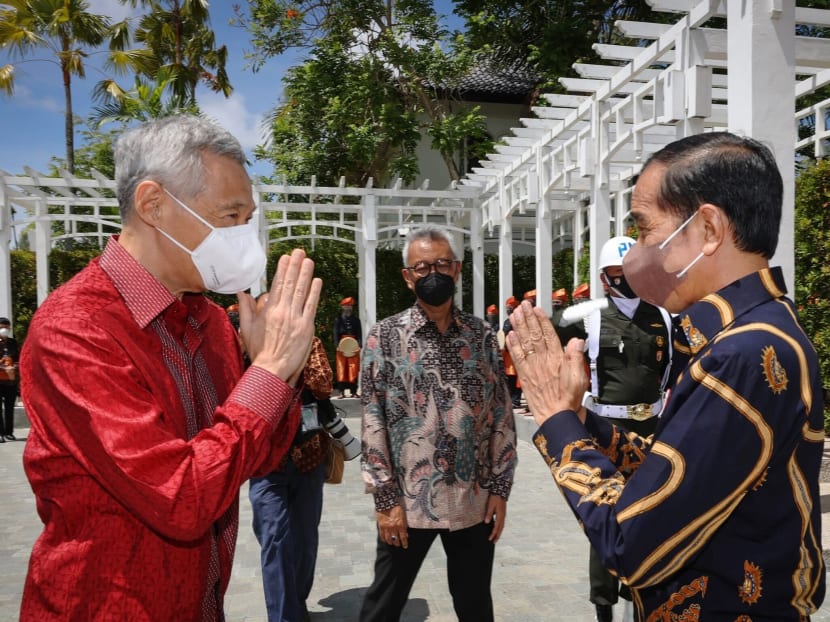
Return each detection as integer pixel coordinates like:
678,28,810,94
573,283,590,298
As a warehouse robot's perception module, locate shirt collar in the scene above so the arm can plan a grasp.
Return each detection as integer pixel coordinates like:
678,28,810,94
409,301,461,334
675,266,787,355
99,236,210,329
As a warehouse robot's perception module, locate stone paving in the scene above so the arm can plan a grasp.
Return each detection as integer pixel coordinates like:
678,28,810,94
1,400,829,621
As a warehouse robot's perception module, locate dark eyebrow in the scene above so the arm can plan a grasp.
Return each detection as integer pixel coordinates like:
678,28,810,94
215,199,254,212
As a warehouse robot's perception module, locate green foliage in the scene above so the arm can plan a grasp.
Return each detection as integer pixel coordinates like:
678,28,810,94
577,243,591,286
427,106,491,165
256,46,420,186
112,0,232,103
236,240,412,365
459,247,573,310
0,0,116,172
90,68,201,128
453,0,671,87
240,0,491,185
49,248,101,285
9,250,36,344
48,122,119,178
793,158,830,428
553,246,575,292
8,247,100,344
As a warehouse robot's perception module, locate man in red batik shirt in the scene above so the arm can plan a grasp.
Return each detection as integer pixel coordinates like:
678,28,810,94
19,114,322,621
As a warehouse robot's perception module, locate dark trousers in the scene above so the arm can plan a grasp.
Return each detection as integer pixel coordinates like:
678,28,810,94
0,382,15,437
506,375,521,407
589,414,658,606
249,460,325,622
336,381,357,395
360,521,495,622
590,544,630,605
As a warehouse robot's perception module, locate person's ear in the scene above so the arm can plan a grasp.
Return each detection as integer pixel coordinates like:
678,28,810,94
402,268,415,291
453,261,462,282
697,204,726,256
133,181,165,226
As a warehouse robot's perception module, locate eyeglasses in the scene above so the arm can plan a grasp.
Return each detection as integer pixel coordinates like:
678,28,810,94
405,258,457,278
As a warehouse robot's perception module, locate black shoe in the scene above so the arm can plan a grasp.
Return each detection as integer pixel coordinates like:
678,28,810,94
0,436,4,443
595,604,613,622
4,434,15,441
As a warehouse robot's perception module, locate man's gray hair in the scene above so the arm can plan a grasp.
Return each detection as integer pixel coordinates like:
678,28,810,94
401,225,460,265
114,114,247,220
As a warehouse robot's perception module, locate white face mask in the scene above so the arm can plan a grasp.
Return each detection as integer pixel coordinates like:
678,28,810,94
0,328,9,338
157,189,266,294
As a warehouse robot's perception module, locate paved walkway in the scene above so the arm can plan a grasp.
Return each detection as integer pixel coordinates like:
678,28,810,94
2,401,829,621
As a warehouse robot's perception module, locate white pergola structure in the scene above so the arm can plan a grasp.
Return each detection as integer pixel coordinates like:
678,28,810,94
0,172,480,330
469,0,830,321
2,0,830,330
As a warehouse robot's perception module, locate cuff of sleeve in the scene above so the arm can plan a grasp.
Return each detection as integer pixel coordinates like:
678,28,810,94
230,365,300,430
532,410,589,461
373,485,401,512
584,409,615,446
489,477,513,500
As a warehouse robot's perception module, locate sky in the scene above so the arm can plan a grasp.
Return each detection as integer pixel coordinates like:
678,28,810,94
0,1,462,179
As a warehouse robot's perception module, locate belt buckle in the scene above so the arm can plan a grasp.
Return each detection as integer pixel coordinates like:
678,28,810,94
628,403,652,421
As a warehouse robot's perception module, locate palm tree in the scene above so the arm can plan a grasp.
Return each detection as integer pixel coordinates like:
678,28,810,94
90,67,199,127
113,0,232,104
0,0,114,173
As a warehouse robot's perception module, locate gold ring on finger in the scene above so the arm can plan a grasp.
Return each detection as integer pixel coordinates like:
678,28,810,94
525,349,536,356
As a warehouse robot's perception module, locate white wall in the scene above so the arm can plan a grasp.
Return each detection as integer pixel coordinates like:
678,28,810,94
413,100,531,190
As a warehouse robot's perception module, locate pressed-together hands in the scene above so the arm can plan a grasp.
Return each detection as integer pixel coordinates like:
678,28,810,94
506,301,588,426
237,249,322,386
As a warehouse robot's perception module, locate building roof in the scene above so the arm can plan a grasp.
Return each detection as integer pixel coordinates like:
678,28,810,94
430,56,542,104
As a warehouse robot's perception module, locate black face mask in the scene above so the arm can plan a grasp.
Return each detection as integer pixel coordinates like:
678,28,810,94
605,271,638,299
415,272,456,306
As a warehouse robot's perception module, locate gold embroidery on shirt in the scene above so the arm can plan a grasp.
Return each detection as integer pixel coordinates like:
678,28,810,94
680,316,707,353
738,560,763,605
645,576,707,622
761,345,787,394
734,616,752,622
534,434,552,466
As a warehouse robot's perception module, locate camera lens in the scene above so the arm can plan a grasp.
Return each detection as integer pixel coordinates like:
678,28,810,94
324,415,361,460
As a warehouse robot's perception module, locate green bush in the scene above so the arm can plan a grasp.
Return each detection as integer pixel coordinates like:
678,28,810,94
10,250,37,344
794,158,830,431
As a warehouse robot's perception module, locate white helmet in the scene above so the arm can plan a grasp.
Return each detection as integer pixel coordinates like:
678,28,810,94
599,236,635,271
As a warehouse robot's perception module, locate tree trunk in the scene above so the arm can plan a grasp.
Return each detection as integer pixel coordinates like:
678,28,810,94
62,55,75,174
